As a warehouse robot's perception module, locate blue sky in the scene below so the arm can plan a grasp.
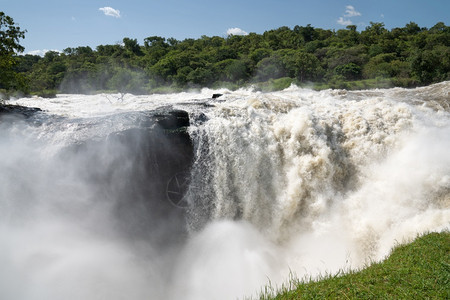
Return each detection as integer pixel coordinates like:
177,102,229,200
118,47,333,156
1,0,449,55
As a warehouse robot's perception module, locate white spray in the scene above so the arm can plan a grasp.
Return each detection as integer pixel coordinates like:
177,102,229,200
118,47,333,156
2,82,449,299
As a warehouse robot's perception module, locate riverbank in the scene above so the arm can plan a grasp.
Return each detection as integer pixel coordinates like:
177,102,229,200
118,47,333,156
257,231,449,299
1,77,443,101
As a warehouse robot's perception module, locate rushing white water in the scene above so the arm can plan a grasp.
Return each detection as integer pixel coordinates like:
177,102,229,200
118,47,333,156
3,82,450,299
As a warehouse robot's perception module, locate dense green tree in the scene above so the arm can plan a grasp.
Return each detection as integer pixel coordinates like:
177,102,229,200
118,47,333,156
361,22,388,45
411,47,450,83
247,47,272,75
282,50,322,81
216,59,249,82
123,38,143,56
336,26,360,47
404,22,422,35
6,20,450,94
0,12,25,54
255,53,286,81
294,24,318,43
363,53,398,78
186,67,214,86
335,63,361,80
325,45,367,80
0,12,26,91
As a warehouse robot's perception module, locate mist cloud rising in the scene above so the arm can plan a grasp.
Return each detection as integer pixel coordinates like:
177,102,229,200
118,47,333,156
99,7,121,18
4,82,449,300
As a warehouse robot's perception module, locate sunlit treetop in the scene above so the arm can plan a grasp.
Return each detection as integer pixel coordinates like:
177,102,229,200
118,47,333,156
0,11,26,55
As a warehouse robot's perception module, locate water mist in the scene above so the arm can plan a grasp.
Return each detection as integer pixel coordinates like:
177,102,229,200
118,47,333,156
3,82,450,299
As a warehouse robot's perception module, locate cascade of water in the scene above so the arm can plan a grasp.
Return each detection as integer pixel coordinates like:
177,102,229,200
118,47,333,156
1,82,449,300
186,85,449,254
173,83,449,299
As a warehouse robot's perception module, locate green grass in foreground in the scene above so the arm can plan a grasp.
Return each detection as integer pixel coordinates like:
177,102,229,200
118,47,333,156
257,231,449,299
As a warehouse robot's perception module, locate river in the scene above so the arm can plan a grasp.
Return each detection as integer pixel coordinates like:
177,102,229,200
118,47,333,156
2,82,449,299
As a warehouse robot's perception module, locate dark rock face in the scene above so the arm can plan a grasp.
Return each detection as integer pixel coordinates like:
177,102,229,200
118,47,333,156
1,104,194,244
154,108,190,130
0,104,42,119
59,108,194,244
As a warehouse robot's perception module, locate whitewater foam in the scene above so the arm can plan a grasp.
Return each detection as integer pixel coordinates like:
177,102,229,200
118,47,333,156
2,82,449,299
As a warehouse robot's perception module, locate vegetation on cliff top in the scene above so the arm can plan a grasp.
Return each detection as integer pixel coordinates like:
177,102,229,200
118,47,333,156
0,12,27,98
1,11,449,97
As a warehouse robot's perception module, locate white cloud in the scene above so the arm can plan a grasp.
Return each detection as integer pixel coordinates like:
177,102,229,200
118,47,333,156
337,5,361,26
99,7,121,18
337,17,352,26
344,5,361,17
26,49,61,57
226,27,248,36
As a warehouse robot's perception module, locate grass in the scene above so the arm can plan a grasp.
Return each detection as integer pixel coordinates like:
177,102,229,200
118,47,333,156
245,77,420,93
253,77,295,92
307,78,408,91
31,89,58,98
254,231,449,299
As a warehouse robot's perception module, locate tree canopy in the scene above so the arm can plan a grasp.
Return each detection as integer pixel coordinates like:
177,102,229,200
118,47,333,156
0,12,26,92
3,16,450,95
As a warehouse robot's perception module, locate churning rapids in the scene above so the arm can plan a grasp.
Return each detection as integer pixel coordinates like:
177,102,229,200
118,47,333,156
2,82,449,299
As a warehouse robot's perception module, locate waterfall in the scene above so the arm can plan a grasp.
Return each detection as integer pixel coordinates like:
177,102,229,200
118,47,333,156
2,82,449,299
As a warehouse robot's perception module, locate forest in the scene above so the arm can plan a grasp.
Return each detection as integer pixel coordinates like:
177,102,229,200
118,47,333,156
1,13,449,96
